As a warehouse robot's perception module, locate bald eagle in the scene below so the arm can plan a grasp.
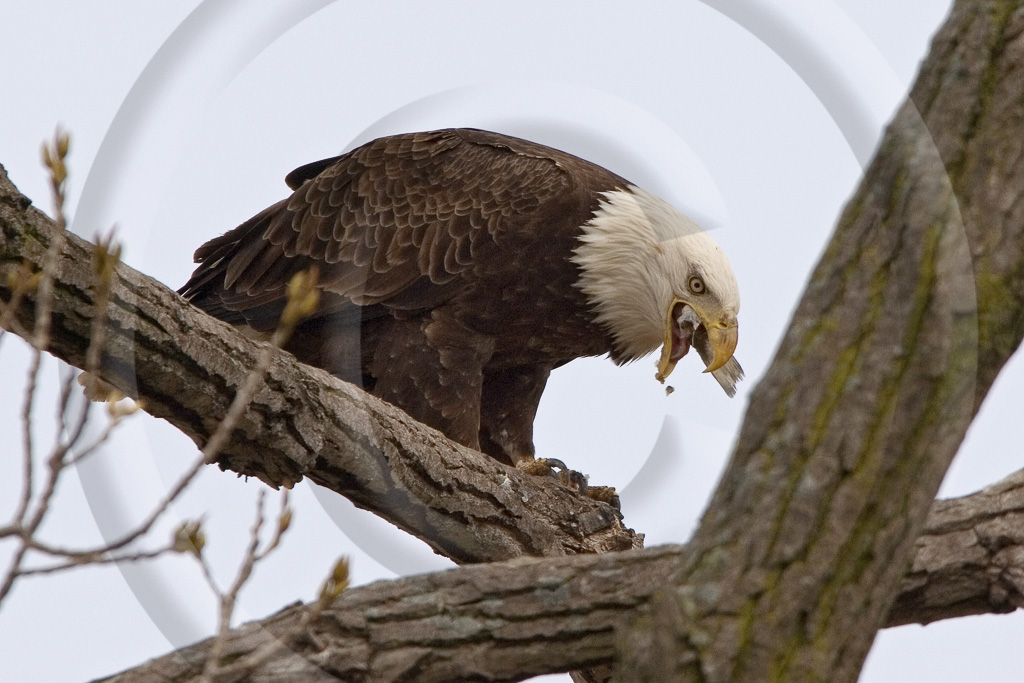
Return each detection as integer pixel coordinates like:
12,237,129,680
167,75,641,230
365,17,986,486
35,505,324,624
180,128,742,478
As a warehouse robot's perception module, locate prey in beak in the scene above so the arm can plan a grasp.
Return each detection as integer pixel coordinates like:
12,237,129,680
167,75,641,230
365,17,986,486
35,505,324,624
656,299,743,397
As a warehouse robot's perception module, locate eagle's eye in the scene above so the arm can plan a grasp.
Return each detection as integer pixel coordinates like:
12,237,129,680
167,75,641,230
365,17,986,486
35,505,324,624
688,275,705,295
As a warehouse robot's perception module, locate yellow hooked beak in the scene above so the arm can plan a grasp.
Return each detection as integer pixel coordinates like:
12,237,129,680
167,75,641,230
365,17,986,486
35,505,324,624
702,321,739,373
655,299,739,382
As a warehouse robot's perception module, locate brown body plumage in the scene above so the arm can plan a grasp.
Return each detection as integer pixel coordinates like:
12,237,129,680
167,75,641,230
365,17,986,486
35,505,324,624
180,128,742,468
182,129,635,464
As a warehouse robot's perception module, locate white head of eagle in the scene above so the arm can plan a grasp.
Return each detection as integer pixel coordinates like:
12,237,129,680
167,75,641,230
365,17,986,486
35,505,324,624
572,185,742,395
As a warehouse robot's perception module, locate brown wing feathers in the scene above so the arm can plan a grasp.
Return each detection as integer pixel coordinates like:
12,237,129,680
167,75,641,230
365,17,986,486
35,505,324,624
186,130,533,320
179,127,629,348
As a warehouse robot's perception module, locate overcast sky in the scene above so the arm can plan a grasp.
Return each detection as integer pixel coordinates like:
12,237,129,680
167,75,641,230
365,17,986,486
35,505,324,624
4,2,1024,682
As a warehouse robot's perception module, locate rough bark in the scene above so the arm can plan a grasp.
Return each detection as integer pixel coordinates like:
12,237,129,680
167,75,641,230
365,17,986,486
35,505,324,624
0,167,637,564
92,547,682,683
87,463,1024,683
644,1,1024,680
890,468,1024,626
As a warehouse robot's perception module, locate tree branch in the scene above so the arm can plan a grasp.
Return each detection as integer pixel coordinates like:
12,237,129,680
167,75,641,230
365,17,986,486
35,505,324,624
0,168,638,565
87,461,1024,682
890,468,1024,626
92,546,683,683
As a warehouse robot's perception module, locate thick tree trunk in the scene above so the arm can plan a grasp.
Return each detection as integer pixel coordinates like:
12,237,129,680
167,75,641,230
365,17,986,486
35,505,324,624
621,1,1024,680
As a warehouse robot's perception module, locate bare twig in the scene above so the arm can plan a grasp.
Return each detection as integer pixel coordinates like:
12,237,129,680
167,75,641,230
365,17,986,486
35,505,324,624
33,127,69,351
18,264,315,565
194,553,349,683
17,547,173,577
198,489,293,682
256,488,291,561
0,134,313,612
0,130,74,604
15,348,40,531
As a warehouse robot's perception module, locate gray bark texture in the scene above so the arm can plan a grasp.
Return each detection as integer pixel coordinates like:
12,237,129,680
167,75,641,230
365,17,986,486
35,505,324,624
2,0,1024,680
636,0,1024,680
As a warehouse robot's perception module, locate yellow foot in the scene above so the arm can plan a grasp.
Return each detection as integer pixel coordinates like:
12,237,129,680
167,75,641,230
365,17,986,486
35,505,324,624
585,485,620,510
514,458,618,509
515,457,587,491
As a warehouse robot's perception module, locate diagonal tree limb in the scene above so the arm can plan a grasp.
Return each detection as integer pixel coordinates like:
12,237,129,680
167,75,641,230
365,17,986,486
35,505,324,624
0,166,638,565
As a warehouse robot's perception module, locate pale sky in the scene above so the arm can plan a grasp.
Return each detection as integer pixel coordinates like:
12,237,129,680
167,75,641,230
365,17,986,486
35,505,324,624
5,2,1023,682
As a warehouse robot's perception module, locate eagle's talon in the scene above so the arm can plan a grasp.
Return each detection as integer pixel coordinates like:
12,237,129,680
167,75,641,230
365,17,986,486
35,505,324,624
558,468,589,494
585,485,620,511
516,457,591,495
515,458,559,480
537,457,569,473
